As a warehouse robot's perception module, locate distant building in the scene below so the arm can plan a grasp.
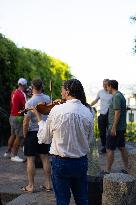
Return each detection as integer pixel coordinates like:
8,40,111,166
126,94,136,123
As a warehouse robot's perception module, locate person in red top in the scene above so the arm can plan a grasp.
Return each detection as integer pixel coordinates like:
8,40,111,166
4,78,27,162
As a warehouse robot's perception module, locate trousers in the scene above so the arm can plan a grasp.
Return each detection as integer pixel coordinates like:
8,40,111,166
51,155,88,205
98,113,108,147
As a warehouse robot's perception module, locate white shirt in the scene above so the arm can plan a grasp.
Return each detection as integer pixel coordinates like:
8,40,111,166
96,89,112,114
37,99,94,158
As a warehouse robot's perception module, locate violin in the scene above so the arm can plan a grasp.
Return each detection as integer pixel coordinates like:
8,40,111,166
18,99,66,116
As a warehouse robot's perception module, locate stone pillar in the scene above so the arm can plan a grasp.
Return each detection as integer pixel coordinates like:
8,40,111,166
102,173,136,205
128,149,136,177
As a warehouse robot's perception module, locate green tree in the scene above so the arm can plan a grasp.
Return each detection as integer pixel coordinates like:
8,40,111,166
0,33,20,145
0,33,72,145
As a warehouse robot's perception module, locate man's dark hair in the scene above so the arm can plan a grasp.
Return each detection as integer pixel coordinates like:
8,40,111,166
63,79,87,106
31,78,43,91
103,79,109,82
108,80,118,90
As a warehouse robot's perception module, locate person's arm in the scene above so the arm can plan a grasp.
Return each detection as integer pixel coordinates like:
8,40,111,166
111,110,120,136
37,115,53,144
90,98,99,106
23,115,30,138
90,92,100,106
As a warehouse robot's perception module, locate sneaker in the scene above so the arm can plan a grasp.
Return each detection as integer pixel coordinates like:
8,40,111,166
11,156,24,162
4,152,11,158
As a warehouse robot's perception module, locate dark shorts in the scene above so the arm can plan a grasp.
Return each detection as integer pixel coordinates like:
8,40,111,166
106,130,125,151
24,131,50,156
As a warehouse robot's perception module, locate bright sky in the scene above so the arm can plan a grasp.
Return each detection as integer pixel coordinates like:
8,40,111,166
0,0,136,95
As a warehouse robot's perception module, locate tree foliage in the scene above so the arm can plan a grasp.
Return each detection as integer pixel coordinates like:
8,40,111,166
0,33,72,145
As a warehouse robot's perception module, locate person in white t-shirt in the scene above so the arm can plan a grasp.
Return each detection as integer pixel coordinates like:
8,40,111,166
90,79,112,153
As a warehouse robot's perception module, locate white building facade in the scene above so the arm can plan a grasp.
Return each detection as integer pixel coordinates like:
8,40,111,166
126,95,136,123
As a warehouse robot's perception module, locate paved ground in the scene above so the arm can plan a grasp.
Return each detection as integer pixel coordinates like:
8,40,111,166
0,142,135,205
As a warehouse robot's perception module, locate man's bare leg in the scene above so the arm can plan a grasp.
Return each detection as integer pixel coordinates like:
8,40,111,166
106,149,114,173
40,154,52,189
26,156,35,192
6,135,15,153
11,136,22,156
119,147,128,171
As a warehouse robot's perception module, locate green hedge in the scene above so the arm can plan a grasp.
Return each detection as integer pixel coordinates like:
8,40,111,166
126,122,136,142
0,33,72,146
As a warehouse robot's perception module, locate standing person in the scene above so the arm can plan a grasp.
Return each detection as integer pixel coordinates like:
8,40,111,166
90,79,112,153
4,78,27,162
33,79,94,205
22,78,52,193
104,80,128,174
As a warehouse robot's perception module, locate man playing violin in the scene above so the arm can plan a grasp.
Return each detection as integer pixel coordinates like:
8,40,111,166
22,78,52,193
33,79,94,205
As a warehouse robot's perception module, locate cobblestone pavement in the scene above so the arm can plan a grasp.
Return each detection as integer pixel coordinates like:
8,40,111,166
0,143,135,205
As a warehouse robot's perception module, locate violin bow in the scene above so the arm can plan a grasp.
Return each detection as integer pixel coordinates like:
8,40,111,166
50,80,53,104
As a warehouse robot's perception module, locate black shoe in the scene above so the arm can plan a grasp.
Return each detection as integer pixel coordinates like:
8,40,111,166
100,170,110,177
121,169,128,174
100,147,106,154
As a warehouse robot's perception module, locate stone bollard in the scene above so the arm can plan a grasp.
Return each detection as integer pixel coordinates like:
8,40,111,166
128,149,136,177
102,173,136,205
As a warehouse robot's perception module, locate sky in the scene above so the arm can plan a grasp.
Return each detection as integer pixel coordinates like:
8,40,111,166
0,0,136,96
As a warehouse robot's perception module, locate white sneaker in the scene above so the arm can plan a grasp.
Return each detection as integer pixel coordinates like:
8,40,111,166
11,156,24,162
4,152,11,158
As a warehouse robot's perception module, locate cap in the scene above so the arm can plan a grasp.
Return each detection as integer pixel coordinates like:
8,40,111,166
18,78,27,85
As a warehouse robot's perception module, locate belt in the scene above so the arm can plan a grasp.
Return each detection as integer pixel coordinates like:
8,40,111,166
50,154,87,160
